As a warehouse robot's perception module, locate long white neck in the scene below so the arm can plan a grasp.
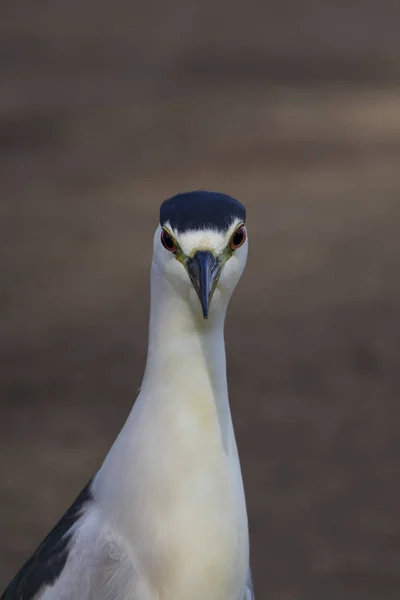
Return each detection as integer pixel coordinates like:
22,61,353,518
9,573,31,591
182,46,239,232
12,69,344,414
96,256,237,502
139,256,232,447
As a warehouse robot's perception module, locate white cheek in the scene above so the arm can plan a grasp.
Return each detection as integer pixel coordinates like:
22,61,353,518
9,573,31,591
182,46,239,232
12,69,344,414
163,254,190,288
219,250,246,292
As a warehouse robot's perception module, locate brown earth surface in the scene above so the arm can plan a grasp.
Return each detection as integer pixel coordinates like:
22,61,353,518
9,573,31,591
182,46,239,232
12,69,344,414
1,1,400,599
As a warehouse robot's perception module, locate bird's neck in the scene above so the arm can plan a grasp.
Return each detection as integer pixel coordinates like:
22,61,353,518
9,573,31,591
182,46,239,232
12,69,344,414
94,259,242,538
139,259,232,446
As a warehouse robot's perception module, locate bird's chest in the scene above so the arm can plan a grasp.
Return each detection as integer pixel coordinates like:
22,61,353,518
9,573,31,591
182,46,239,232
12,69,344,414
138,472,248,600
98,386,249,600
125,417,249,599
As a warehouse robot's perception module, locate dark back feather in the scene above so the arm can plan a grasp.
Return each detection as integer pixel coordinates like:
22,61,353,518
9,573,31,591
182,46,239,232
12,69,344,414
1,481,93,600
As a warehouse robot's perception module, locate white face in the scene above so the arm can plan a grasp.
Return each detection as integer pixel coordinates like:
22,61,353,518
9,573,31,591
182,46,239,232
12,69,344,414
152,218,248,319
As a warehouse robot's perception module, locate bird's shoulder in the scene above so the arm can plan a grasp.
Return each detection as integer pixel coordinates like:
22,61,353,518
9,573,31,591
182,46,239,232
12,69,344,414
1,480,94,600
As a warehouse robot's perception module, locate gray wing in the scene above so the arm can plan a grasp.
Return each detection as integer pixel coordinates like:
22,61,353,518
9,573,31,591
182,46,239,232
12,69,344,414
1,481,93,600
245,567,255,600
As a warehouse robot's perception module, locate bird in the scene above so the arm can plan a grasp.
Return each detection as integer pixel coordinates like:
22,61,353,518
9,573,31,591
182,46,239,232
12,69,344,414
2,190,254,600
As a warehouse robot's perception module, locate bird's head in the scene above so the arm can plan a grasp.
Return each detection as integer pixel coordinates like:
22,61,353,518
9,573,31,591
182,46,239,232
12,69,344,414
153,190,248,319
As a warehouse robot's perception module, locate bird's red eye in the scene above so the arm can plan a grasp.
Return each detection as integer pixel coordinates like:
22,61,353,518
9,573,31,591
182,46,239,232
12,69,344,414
230,225,246,250
161,230,177,253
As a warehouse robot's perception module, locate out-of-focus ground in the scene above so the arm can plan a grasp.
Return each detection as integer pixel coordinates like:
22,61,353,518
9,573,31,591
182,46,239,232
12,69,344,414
1,1,400,598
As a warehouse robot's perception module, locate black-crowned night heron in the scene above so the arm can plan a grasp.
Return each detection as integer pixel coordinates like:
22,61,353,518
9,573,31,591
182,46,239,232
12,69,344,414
2,190,254,600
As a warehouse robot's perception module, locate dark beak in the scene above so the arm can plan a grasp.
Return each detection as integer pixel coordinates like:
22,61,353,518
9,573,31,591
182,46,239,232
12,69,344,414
187,251,222,319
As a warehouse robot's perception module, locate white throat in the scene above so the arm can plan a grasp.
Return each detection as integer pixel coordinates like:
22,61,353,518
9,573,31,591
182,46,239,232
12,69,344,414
141,255,232,448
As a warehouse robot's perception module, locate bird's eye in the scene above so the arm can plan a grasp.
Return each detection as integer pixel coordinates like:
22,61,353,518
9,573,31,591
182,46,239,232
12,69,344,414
230,225,246,250
161,230,177,253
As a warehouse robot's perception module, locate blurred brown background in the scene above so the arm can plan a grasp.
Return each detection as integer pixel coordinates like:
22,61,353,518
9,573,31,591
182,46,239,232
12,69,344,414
1,1,400,598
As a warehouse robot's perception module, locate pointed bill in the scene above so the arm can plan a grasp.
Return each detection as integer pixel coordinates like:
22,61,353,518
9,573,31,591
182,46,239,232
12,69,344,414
187,251,222,319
